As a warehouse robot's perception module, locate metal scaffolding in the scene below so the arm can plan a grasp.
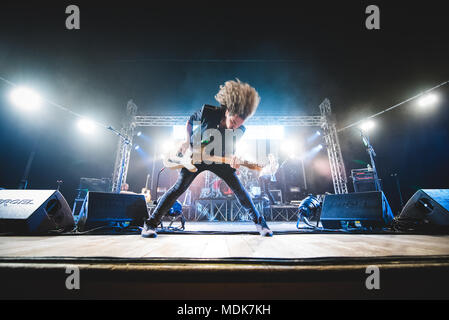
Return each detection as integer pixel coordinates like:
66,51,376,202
111,100,137,193
112,99,348,194
319,99,348,194
134,115,323,127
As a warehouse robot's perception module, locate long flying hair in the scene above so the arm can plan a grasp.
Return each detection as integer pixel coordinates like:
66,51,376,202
215,79,260,120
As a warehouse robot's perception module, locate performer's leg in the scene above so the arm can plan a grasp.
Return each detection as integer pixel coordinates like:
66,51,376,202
142,168,199,235
212,165,273,236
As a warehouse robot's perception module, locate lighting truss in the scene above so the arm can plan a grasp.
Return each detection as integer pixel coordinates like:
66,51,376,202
112,99,348,195
134,115,324,127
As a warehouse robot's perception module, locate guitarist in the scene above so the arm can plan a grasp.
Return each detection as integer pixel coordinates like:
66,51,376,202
141,79,273,238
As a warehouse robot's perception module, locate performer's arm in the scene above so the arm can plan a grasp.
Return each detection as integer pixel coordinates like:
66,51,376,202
230,126,246,169
178,120,193,154
178,108,201,154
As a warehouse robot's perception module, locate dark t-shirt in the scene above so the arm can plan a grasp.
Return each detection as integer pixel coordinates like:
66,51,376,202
188,104,246,157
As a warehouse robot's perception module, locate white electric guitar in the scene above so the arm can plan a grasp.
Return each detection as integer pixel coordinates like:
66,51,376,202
163,146,264,173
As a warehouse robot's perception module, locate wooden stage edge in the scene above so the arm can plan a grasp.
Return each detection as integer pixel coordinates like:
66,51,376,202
1,222,449,299
1,255,449,299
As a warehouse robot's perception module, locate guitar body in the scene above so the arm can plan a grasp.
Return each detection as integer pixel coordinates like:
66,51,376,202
163,146,263,172
163,149,198,172
140,174,152,202
141,188,152,202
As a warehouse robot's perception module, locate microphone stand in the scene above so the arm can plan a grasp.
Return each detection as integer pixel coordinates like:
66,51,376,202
154,167,166,205
358,129,382,191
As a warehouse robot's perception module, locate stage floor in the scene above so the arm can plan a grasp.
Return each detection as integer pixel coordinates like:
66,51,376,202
1,222,449,260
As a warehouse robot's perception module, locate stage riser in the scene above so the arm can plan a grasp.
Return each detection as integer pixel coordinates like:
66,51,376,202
187,199,299,222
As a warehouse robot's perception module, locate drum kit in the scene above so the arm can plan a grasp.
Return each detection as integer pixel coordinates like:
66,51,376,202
199,167,262,199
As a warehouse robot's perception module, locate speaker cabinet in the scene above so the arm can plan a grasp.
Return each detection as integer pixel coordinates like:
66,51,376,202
320,191,394,229
399,189,449,226
76,192,149,231
0,190,74,234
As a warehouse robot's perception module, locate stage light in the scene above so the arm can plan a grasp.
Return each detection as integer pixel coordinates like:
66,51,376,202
160,140,174,152
244,125,284,140
9,87,42,110
236,141,248,153
134,145,140,150
359,120,375,132
136,131,142,137
174,125,284,141
173,125,199,139
307,130,322,143
302,144,324,161
77,118,95,134
417,93,438,107
173,125,185,139
281,140,297,153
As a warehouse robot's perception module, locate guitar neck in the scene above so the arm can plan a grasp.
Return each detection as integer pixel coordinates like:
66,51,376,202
145,174,150,189
205,156,261,171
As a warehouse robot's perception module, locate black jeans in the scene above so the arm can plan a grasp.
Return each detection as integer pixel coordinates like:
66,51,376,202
146,163,263,228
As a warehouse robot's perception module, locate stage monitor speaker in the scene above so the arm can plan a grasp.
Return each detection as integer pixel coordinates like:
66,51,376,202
398,189,449,227
76,192,149,231
79,177,111,193
320,191,394,229
0,189,74,234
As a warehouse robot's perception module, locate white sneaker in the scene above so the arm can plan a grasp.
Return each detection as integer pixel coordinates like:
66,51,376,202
140,222,158,238
255,218,273,237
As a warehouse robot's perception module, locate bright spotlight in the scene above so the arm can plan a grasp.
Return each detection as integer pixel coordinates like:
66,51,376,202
134,145,140,150
9,87,42,110
77,118,95,134
318,144,323,150
236,141,248,152
316,131,321,136
136,131,142,137
359,120,375,132
245,125,284,140
281,140,297,153
160,141,174,152
418,93,438,107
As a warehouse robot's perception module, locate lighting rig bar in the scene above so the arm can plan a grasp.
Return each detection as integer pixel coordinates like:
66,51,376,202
134,115,324,127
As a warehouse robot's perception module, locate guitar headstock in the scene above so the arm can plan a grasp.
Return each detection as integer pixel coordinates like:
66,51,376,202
241,160,264,171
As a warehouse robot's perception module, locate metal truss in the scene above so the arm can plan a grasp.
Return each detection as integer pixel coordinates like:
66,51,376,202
112,99,348,194
134,115,323,127
319,99,349,194
230,200,261,221
194,199,228,221
269,205,299,221
111,100,137,193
